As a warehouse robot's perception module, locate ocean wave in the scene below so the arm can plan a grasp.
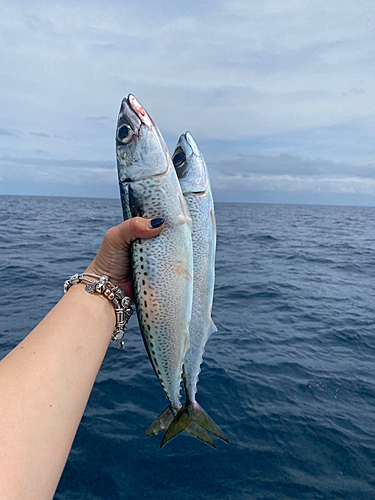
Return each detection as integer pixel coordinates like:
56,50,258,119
2,196,375,499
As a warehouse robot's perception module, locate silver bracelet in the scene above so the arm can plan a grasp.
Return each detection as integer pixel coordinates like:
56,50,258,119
64,273,133,349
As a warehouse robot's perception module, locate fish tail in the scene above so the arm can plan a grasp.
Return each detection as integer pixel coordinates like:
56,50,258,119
185,422,216,448
145,405,215,447
160,400,229,448
145,406,174,437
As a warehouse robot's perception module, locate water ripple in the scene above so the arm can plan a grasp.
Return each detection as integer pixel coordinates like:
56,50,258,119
2,196,375,499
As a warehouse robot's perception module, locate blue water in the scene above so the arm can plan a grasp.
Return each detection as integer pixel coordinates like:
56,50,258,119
1,195,375,499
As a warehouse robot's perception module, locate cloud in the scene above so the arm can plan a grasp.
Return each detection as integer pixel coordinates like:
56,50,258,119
213,173,375,196
0,0,374,203
209,154,375,196
213,153,375,179
0,128,17,137
342,87,366,98
29,132,72,141
2,150,375,199
0,156,117,185
85,116,112,122
0,156,113,168
24,14,54,32
29,132,50,138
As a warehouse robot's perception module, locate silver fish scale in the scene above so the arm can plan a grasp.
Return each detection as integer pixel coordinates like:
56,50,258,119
125,167,193,409
183,189,217,399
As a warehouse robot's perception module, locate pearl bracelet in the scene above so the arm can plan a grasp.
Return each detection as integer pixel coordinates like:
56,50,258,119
64,273,133,349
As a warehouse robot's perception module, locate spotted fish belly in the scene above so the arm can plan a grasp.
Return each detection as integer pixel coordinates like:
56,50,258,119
120,166,193,410
183,189,217,400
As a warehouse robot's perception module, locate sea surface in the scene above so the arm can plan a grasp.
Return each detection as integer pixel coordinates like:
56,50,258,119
1,195,375,500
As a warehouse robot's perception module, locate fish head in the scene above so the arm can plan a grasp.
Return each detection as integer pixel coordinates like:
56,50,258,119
116,94,169,182
172,131,209,194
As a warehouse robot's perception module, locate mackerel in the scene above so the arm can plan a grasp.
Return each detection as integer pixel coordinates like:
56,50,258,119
160,132,228,447
116,96,213,447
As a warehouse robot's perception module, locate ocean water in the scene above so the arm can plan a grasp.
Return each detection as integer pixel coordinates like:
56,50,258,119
1,195,375,499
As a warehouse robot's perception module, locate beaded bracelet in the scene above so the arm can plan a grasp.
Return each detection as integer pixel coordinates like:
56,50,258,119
64,273,133,349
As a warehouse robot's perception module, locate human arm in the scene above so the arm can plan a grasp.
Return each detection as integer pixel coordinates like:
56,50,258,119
0,217,163,500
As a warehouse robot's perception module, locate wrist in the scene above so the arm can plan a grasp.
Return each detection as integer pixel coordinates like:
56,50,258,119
63,272,133,348
64,283,115,328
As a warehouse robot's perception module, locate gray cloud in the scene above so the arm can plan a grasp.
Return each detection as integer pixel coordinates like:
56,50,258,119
0,0,374,203
0,156,114,170
29,132,72,141
85,116,112,122
0,156,116,187
342,87,366,98
209,154,375,196
213,173,375,197
0,128,17,137
29,132,50,138
2,151,375,199
24,14,54,32
213,154,375,179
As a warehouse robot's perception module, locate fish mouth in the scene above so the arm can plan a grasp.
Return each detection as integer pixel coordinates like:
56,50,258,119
127,94,154,128
117,93,159,149
184,131,201,157
173,132,201,162
117,94,154,141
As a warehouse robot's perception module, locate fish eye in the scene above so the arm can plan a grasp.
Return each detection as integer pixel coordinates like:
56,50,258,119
117,124,133,143
173,151,186,168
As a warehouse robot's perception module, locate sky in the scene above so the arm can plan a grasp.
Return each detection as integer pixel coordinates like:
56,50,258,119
1,0,375,205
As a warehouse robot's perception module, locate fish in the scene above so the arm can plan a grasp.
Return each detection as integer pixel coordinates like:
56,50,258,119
160,132,229,447
116,95,214,448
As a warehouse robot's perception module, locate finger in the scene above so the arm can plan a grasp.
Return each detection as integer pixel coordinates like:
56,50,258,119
109,217,164,247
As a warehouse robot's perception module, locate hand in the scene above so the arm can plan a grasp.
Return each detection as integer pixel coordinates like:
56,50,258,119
85,217,164,302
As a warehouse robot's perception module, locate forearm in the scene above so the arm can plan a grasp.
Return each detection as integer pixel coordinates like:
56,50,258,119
0,285,115,500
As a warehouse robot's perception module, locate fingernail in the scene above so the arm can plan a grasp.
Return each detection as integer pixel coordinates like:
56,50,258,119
148,218,164,229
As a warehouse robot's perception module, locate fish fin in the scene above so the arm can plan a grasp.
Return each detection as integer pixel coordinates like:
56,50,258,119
128,184,144,218
160,405,190,447
145,406,215,448
160,400,228,448
185,422,216,449
145,406,174,437
119,183,132,220
193,401,229,444
208,319,218,336
176,193,192,229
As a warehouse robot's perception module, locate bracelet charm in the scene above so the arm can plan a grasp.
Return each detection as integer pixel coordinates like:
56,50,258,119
85,283,96,294
64,273,133,349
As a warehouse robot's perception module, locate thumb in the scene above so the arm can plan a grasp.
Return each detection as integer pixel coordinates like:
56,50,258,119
105,217,164,252
108,217,165,247
85,216,165,287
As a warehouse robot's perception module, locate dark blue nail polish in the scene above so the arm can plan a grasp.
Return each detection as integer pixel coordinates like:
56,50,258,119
149,218,164,229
